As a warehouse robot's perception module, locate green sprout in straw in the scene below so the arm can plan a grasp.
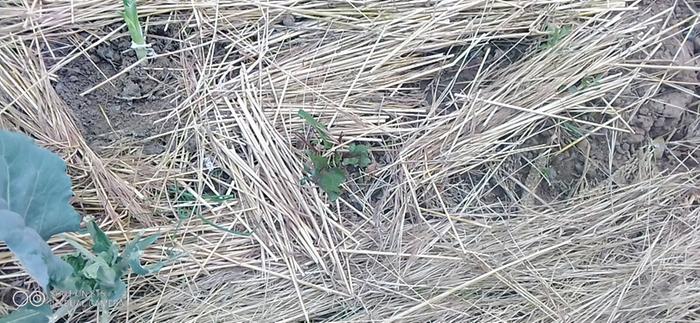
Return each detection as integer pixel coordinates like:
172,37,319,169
122,0,153,59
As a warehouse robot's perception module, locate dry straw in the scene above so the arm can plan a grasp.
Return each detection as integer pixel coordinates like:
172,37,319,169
1,0,698,322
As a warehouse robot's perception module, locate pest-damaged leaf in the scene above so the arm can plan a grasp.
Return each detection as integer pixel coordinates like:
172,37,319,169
0,131,81,289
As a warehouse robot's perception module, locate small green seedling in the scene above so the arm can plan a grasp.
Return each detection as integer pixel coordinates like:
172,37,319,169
122,0,152,59
304,152,346,201
168,186,250,237
62,219,163,322
561,121,583,138
0,131,161,322
540,24,572,50
563,74,603,94
298,110,372,201
298,109,333,148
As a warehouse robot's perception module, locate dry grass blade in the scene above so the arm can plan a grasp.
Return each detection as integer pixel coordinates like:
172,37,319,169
1,0,699,322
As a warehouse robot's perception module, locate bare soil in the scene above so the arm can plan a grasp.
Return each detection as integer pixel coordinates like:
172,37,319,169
52,25,180,155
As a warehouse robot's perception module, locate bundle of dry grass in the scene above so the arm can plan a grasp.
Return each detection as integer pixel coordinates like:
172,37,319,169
1,0,699,322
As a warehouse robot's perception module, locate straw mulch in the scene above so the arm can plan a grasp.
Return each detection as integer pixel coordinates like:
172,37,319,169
1,0,699,322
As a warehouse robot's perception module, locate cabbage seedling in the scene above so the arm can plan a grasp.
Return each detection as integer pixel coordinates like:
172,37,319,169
0,130,162,322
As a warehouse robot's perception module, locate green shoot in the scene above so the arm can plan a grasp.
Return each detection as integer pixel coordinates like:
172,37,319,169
168,186,250,237
561,122,583,138
298,109,333,148
122,0,151,59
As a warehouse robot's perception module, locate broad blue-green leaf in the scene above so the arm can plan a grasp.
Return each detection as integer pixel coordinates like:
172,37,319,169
0,131,80,239
0,131,80,289
0,304,52,323
0,210,73,289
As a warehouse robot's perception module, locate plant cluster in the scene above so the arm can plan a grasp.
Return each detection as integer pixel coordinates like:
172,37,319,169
0,131,161,322
298,110,372,201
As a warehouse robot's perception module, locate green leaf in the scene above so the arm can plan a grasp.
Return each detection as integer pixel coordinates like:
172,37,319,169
317,168,345,201
87,221,119,265
342,157,360,166
106,280,127,302
61,254,96,291
348,144,369,155
541,24,572,49
298,109,332,144
134,233,159,251
0,131,80,289
64,254,88,271
0,209,74,289
87,221,112,254
342,144,371,168
83,257,117,288
309,153,329,171
0,304,52,323
120,233,162,276
0,131,81,239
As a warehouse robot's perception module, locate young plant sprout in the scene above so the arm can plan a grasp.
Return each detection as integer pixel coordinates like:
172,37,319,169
298,109,372,201
122,0,152,59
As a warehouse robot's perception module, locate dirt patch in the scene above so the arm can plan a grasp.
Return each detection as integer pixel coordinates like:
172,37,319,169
419,1,700,205
51,25,180,155
583,3,700,186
